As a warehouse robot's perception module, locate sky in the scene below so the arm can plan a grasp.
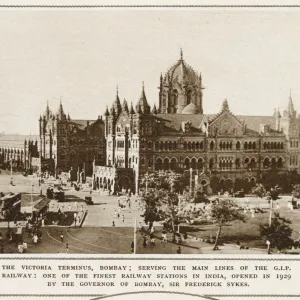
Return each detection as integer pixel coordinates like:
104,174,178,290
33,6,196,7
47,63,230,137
0,8,300,134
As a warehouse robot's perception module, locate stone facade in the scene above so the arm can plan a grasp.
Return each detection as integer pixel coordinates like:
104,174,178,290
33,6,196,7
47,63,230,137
95,51,300,194
39,102,106,176
0,135,39,171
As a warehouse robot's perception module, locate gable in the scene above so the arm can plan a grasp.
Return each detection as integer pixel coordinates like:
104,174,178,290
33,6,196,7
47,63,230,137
208,111,243,136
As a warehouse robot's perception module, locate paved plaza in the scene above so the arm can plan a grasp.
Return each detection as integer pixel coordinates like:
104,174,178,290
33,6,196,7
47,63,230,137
0,173,299,254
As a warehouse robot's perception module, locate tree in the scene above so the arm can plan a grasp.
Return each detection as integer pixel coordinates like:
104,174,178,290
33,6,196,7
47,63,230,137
140,170,193,241
251,183,266,198
259,213,293,251
292,184,300,199
207,198,246,250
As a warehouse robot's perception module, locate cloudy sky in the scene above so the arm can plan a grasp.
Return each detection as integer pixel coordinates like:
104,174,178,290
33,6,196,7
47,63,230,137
0,8,300,134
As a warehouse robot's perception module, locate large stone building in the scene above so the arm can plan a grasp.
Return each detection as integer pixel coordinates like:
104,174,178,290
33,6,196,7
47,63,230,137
0,134,39,171
39,102,106,177
93,51,300,194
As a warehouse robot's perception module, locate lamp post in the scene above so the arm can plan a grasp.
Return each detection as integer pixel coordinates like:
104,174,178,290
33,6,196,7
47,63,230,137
10,158,13,185
189,168,193,196
268,197,273,227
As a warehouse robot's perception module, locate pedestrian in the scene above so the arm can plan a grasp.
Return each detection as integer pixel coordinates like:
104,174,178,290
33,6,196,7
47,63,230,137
122,215,125,223
65,243,69,253
0,232,2,242
150,234,155,246
112,221,115,227
68,205,71,211
177,246,181,254
143,235,147,248
22,241,28,253
60,231,64,242
162,231,167,243
18,243,24,254
131,241,134,253
117,213,120,219
33,234,38,245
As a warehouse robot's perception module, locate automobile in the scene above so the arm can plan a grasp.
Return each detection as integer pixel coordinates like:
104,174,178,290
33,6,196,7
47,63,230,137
234,191,245,198
85,196,94,205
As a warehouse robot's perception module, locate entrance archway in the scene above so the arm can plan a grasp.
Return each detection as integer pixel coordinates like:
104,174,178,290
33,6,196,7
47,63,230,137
117,176,131,193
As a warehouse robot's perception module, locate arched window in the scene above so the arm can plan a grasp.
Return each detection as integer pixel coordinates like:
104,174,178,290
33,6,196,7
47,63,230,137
209,158,214,170
148,141,152,150
141,157,145,166
173,89,178,105
173,141,177,150
170,158,177,170
277,157,283,168
164,141,168,151
168,141,172,151
186,89,192,105
235,158,241,169
210,141,215,150
184,158,190,169
244,142,248,150
163,158,169,170
191,158,197,169
197,158,204,171
155,158,162,171
155,141,159,151
263,157,270,169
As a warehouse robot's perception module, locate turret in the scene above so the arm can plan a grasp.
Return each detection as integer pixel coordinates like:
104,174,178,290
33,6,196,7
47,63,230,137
122,98,129,113
135,82,150,114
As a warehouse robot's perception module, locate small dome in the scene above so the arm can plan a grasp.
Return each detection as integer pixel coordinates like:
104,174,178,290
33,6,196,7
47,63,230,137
182,102,198,114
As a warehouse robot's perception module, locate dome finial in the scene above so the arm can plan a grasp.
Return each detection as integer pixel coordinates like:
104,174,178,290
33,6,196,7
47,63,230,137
180,48,183,60
142,81,144,91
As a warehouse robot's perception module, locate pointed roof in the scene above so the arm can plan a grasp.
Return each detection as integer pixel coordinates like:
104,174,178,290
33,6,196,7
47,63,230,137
136,82,150,114
122,98,129,113
45,101,50,117
130,102,135,114
112,86,122,116
57,100,65,120
288,90,296,116
152,104,158,114
222,99,229,111
105,105,110,117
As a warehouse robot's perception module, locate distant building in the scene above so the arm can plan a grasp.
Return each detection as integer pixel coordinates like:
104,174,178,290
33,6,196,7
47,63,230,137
0,135,39,171
93,51,299,194
39,102,106,177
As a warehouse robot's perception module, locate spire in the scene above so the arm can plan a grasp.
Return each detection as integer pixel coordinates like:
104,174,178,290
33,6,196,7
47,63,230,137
288,89,296,117
45,100,50,118
122,98,129,113
57,99,65,120
113,86,122,116
136,82,150,114
152,104,158,115
67,113,70,121
180,48,183,61
222,99,229,111
130,102,135,114
105,105,110,117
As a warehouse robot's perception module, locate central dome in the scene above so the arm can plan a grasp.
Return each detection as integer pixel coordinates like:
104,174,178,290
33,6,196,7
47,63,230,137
163,50,198,86
158,50,204,114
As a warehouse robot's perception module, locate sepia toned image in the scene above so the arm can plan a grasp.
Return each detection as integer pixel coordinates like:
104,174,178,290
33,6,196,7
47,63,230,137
1,8,300,256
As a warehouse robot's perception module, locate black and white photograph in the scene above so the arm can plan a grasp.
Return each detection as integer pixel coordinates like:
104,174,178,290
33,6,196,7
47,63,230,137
1,7,300,256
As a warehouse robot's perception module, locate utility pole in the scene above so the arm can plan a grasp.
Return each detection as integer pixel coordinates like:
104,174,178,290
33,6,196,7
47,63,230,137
269,198,273,227
10,158,13,185
134,218,137,254
177,193,181,233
